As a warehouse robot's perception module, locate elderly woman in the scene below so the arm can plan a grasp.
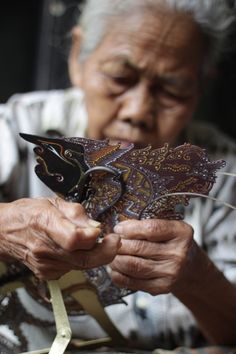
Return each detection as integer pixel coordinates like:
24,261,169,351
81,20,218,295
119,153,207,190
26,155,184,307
0,0,236,352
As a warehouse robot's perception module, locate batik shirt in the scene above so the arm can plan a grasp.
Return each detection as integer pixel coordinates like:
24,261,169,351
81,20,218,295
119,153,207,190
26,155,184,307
0,88,236,353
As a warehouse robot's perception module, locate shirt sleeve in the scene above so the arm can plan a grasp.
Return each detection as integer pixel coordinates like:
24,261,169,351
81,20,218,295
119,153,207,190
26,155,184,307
0,104,19,187
184,121,236,283
0,92,45,199
201,150,236,283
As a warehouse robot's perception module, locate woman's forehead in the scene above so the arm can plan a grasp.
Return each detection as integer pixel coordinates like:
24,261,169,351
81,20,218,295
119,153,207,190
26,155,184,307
92,9,206,65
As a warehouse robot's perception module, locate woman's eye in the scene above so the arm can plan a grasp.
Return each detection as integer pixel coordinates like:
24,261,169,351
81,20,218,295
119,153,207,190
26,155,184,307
159,88,189,102
103,73,137,94
162,90,179,100
111,75,134,86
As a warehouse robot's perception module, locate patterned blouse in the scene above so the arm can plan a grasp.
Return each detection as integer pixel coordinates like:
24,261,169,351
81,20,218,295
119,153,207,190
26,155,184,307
0,88,236,353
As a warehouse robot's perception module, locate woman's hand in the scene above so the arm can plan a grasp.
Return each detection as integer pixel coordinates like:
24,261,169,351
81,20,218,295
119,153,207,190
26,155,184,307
0,197,120,280
109,218,195,295
110,218,236,344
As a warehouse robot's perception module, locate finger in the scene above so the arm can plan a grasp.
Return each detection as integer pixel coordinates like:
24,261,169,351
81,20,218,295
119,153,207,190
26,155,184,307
118,239,188,260
36,212,101,251
14,245,73,280
4,242,28,263
110,254,176,279
23,237,97,267
118,239,173,259
114,219,192,242
71,234,121,269
8,201,100,252
50,197,101,228
29,235,120,279
110,270,169,296
51,224,101,251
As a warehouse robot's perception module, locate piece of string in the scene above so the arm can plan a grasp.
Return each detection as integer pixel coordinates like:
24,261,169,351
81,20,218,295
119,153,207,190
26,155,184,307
218,171,236,178
154,192,236,211
149,171,236,211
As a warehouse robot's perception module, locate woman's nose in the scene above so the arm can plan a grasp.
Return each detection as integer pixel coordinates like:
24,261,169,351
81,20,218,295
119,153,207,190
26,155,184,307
118,85,156,130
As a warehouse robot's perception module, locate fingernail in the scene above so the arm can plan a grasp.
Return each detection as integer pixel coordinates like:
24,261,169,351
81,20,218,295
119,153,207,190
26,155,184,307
106,265,112,275
114,224,123,233
88,219,101,228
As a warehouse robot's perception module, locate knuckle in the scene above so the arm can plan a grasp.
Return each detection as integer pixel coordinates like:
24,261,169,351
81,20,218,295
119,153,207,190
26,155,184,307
104,253,116,265
50,197,62,208
132,240,146,254
174,223,194,253
29,211,50,231
127,257,143,275
181,221,194,240
74,203,85,215
68,203,85,220
123,276,133,289
148,286,161,296
145,219,160,235
113,272,132,289
67,207,78,220
30,240,45,257
162,283,172,294
146,219,172,237
63,229,79,251
158,279,172,295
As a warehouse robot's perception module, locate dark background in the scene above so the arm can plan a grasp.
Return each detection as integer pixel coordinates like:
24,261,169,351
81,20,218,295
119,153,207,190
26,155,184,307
0,0,236,139
0,0,82,101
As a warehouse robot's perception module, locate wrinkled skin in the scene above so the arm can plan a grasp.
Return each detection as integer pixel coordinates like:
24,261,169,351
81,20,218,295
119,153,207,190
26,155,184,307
108,220,236,344
110,219,194,296
0,198,120,280
70,10,205,148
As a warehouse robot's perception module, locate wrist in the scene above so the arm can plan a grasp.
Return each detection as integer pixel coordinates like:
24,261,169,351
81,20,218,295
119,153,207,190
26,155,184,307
172,240,219,299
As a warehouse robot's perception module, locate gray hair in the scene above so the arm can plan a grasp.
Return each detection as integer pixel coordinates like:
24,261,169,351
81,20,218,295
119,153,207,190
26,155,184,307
78,0,236,71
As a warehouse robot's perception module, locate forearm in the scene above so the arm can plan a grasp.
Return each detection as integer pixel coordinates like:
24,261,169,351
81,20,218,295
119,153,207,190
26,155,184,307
174,242,236,345
0,202,15,260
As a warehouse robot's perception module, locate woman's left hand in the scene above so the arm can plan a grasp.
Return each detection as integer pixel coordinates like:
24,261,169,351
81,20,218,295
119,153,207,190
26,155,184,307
109,219,195,295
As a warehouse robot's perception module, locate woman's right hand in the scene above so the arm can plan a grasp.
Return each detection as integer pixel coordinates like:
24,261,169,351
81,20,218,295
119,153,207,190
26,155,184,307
0,197,121,280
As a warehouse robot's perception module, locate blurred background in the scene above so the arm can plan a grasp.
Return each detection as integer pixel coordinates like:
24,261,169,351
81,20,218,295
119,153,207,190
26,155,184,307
0,0,236,139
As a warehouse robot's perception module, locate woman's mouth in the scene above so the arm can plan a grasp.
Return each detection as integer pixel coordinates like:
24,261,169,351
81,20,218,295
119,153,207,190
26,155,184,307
108,139,133,149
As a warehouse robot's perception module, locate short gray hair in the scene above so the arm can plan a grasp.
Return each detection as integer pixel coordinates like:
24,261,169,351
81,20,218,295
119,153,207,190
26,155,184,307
78,0,236,71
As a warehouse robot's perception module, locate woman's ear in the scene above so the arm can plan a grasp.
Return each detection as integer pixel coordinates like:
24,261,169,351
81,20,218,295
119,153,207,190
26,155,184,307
68,26,83,87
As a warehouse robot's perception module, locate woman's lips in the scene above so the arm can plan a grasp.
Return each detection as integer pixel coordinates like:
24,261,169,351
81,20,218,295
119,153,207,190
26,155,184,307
108,139,133,148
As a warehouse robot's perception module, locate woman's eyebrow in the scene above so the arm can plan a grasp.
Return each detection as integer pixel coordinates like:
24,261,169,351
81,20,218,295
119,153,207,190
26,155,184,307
100,57,196,90
101,55,139,70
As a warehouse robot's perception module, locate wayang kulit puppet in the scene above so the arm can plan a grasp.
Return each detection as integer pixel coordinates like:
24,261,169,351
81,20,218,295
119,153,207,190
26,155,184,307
19,133,228,305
